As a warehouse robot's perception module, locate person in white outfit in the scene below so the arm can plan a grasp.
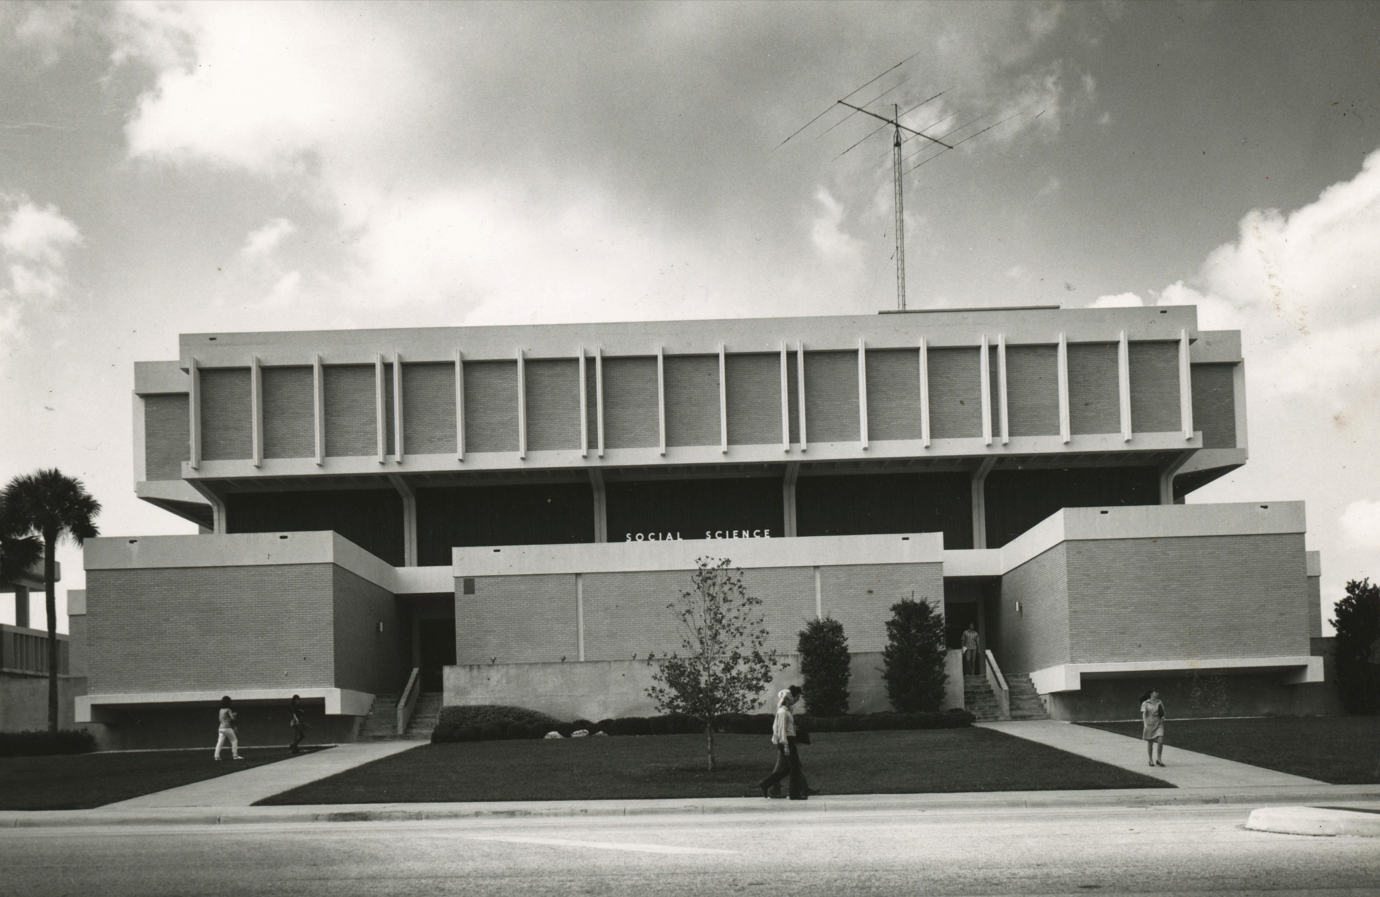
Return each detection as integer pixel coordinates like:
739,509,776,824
214,695,243,760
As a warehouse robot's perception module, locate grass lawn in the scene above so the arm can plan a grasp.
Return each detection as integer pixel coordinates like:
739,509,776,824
258,728,1168,805
0,747,328,811
1080,716,1380,784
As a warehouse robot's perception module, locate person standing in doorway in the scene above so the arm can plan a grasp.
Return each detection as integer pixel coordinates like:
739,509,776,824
288,695,308,754
962,622,981,676
1140,688,1167,767
215,695,243,761
758,687,807,800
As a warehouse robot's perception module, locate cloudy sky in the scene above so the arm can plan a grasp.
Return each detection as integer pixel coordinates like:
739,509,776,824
2,1,1378,631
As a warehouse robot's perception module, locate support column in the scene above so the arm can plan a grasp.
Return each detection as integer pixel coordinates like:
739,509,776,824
971,456,997,550
782,462,799,538
187,480,227,534
1159,451,1194,505
14,586,29,628
388,475,417,567
590,469,607,542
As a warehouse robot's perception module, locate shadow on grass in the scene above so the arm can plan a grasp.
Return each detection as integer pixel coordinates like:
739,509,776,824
0,746,329,811
258,728,1169,805
1081,716,1380,784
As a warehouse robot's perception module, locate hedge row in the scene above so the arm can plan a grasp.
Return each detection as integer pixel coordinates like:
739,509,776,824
0,729,96,757
431,706,974,744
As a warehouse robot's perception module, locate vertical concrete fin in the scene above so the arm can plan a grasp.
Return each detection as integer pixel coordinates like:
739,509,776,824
919,337,930,448
313,354,325,465
188,357,201,470
858,338,869,450
997,334,1009,445
657,343,666,456
979,335,992,447
393,352,405,463
1057,333,1071,444
578,347,588,458
250,355,263,468
516,348,527,460
779,341,790,452
1179,328,1194,439
796,341,808,452
374,353,386,464
576,572,586,662
596,347,605,458
455,349,465,462
1118,330,1132,442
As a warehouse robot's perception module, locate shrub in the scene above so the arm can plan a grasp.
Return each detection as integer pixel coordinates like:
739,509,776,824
798,616,851,717
1334,578,1380,714
0,728,96,757
605,716,650,737
881,597,948,712
431,704,562,742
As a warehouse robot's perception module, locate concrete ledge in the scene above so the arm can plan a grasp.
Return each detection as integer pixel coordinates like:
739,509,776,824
454,532,944,577
1246,805,1380,837
1029,656,1320,694
77,688,373,722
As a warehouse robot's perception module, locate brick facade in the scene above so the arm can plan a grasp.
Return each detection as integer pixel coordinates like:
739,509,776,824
725,353,782,445
402,362,457,455
926,347,981,438
1191,362,1237,448
1066,342,1119,435
262,365,313,459
1127,341,1179,433
525,358,581,452
1004,345,1059,437
803,350,860,443
143,394,189,480
602,356,659,449
995,544,1071,673
463,360,518,453
323,365,377,457
865,348,923,442
200,367,251,460
663,354,719,447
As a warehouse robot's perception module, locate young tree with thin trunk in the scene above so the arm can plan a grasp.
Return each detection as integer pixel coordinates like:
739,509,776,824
3,470,100,732
646,557,784,771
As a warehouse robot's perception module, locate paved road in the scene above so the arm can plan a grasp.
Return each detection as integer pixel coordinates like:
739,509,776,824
4,803,1376,897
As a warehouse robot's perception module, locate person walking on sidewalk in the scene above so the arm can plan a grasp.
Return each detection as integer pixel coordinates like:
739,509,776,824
288,694,308,754
759,687,807,800
214,695,243,761
962,623,981,675
1140,688,1166,767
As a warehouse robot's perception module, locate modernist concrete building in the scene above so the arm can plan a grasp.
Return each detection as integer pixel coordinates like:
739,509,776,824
72,305,1332,746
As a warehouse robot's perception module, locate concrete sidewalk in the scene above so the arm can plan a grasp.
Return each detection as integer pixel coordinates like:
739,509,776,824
977,720,1324,788
105,741,423,809
6,784,1380,829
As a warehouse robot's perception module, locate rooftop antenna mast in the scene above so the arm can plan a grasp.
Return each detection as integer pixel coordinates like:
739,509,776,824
779,56,1035,313
830,99,950,312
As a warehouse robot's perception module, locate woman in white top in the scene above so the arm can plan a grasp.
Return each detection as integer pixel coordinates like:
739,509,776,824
1140,688,1166,767
757,687,807,800
215,695,243,761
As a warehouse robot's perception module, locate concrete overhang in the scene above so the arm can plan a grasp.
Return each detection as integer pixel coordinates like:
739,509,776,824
76,688,374,723
1029,656,1324,694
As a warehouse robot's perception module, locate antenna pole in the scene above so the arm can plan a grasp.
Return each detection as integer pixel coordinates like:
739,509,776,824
893,104,906,312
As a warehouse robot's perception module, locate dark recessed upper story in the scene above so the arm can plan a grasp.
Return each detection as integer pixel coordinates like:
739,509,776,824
129,306,1246,560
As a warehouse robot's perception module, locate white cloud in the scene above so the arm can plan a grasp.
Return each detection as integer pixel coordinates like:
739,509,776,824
1089,292,1144,308
1037,176,1061,197
12,1,80,65
1341,500,1380,549
0,196,82,349
809,187,863,263
261,270,301,306
241,218,296,258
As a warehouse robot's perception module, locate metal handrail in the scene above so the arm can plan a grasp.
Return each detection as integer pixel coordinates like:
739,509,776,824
984,649,1010,720
396,667,421,736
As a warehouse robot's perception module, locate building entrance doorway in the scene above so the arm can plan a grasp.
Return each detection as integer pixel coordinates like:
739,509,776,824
418,619,456,692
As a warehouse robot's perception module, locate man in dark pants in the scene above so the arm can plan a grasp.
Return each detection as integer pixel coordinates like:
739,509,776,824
759,686,808,800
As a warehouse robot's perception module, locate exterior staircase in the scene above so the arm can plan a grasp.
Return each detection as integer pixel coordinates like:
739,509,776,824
964,673,1050,721
359,692,444,741
1006,674,1050,720
963,675,1003,721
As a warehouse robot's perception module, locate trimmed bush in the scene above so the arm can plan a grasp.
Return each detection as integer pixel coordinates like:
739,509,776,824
431,705,561,743
0,729,96,757
798,616,851,717
881,597,948,712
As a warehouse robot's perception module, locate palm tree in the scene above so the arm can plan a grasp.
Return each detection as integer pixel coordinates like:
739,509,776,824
2,470,100,732
0,494,43,591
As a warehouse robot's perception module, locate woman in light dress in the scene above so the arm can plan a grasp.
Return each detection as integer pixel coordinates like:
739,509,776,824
1140,688,1166,767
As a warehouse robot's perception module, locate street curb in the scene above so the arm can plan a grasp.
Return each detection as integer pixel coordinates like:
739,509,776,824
6,786,1380,829
1245,806,1380,837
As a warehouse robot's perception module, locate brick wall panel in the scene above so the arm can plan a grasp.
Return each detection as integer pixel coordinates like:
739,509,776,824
200,368,251,460
332,567,402,694
262,366,314,459
927,347,981,439
1065,534,1311,662
1128,342,1180,433
402,362,457,455
786,352,801,445
85,565,336,693
144,394,189,480
324,365,377,457
1067,343,1120,435
1191,363,1237,448
464,360,519,453
803,350,860,443
726,353,782,446
525,358,580,451
664,355,719,447
456,574,578,664
820,563,944,653
603,357,659,449
1005,346,1059,437
865,349,922,442
996,544,1070,673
